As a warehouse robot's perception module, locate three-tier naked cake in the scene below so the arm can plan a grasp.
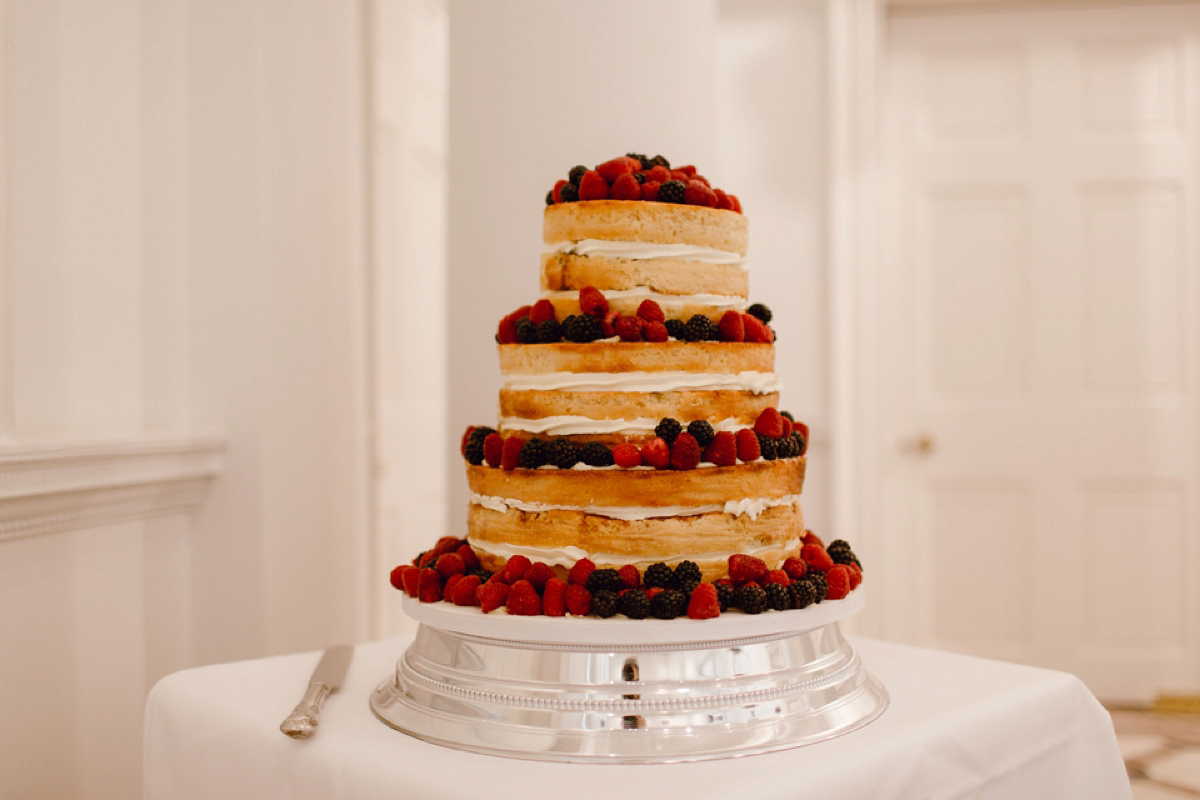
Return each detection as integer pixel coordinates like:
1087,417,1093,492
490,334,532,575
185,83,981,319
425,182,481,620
373,155,885,761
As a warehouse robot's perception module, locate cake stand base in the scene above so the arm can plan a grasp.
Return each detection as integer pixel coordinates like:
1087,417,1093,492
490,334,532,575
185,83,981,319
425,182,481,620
370,593,888,763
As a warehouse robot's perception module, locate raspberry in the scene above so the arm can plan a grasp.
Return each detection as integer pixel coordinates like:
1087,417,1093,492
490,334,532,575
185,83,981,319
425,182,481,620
564,583,592,615
596,156,639,182
524,561,555,592
640,181,660,201
435,553,465,579
718,310,745,342
579,286,609,318
729,194,743,213
765,569,791,587
456,544,481,571
735,428,761,461
743,313,774,343
642,320,668,342
477,582,510,613
401,565,420,596
782,556,808,581
542,577,567,616
506,580,542,616
418,568,442,603
780,416,794,438
701,430,737,466
636,299,665,323
449,574,481,606
687,583,721,619
501,554,532,583
676,165,697,178
825,565,851,600
460,426,475,457
715,188,733,210
501,436,523,470
747,303,772,323
847,562,863,589
728,554,769,586
655,418,682,443
754,408,785,438
610,172,641,201
684,180,718,207
613,315,644,342
803,529,825,548
612,443,642,468
599,309,618,338
496,316,518,344
802,544,835,573
669,432,701,470
640,437,670,468
618,589,651,619
578,169,609,201
483,433,504,467
428,537,463,561
390,564,411,591
644,165,672,183
530,298,556,325
590,590,620,618
568,558,596,586
658,179,686,203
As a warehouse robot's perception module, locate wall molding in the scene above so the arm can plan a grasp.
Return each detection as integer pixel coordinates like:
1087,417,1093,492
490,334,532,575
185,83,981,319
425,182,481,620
0,435,226,543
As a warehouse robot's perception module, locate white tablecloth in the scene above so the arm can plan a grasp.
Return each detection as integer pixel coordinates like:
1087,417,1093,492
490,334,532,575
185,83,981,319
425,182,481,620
144,635,1131,800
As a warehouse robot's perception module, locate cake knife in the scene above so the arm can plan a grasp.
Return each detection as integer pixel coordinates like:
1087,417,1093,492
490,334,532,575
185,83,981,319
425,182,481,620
280,644,353,738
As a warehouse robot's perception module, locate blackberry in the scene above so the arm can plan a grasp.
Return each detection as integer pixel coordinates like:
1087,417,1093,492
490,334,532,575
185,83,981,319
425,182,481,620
805,572,828,603
791,431,807,456
568,165,588,186
776,435,798,459
747,303,773,323
672,560,702,589
518,437,547,469
559,183,579,203
515,317,537,344
633,171,646,184
828,539,852,552
789,580,816,609
626,152,649,166
658,179,686,204
715,582,734,612
463,426,495,465
675,579,700,598
733,584,768,615
545,190,554,206
586,568,623,593
828,540,862,570
683,314,719,342
644,562,674,589
546,438,580,469
579,442,614,467
758,434,779,461
664,319,686,340
562,314,602,343
780,410,794,422
651,589,688,620
764,583,791,611
536,319,562,343
618,588,651,619
646,155,671,169
655,418,683,444
686,420,716,448
590,589,619,618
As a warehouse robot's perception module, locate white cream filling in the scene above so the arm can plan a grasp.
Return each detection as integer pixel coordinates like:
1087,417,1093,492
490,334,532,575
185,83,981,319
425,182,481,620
541,287,747,312
547,239,747,269
471,492,801,522
499,415,746,437
502,370,780,394
468,537,802,570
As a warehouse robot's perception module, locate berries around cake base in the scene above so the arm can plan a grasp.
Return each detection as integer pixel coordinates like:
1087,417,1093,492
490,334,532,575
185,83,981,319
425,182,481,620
389,532,862,621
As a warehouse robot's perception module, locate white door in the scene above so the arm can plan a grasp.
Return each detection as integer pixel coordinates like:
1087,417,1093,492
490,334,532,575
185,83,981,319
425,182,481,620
879,2,1200,702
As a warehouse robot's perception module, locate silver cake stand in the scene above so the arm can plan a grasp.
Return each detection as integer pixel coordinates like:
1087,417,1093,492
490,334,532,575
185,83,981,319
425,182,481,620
370,590,887,763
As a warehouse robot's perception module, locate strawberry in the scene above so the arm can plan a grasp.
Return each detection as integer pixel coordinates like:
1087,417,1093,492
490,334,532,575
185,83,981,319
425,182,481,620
645,165,672,184
703,430,737,467
782,556,808,581
501,436,524,471
568,558,596,586
483,433,504,467
564,583,592,616
781,416,793,437
578,169,609,201
687,583,721,620
600,309,618,337
418,568,443,602
449,574,481,606
715,188,733,211
614,315,644,342
685,180,718,207
551,179,569,203
530,298,556,325
669,432,702,470
640,181,660,201
435,552,465,579
618,564,641,589
729,194,743,213
801,544,835,573
754,408,785,439
825,565,851,600
579,286,609,318
596,156,640,182
401,565,420,597
743,313,774,343
612,443,642,468
506,580,542,616
642,320,668,342
640,437,671,469
847,563,863,590
501,554,532,583
456,544,481,571
610,172,641,201
794,421,809,455
477,582,510,613
636,299,665,323
496,316,518,344
717,310,745,342
542,577,567,616
389,564,410,591
524,561,555,592
803,529,825,548
728,554,769,586
765,569,791,587
735,428,761,461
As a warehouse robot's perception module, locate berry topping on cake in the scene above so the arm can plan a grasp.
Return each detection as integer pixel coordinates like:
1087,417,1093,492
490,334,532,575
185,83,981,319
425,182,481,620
579,441,614,467
596,156,640,182
654,418,682,443
640,181,660,201
477,582,510,613
801,543,835,573
524,561,555,592
578,286,609,318
782,556,808,581
546,438,580,469
542,577,567,616
789,580,816,609
448,574,481,606
559,183,579,202
757,434,778,461
435,552,466,579
618,588,651,619
669,432,702,470
501,554,532,583
585,567,623,593
529,298,556,325
733,584,767,614
657,179,686,204
672,560,702,589
651,589,688,620
517,437,547,468
564,583,592,616
390,564,410,591
825,565,851,600
642,320,668,342
482,433,503,468
463,426,494,465
684,180,718,208
561,313,602,342
764,582,792,611
578,169,609,201
506,580,542,616
418,568,443,603
501,436,524,470
568,558,596,586
728,554,769,586
590,589,619,618
612,443,642,468
613,314,644,342
664,318,686,340
686,420,716,447
742,313,774,343
640,437,670,469
735,428,761,462
635,299,665,323
610,172,641,201
536,319,562,342
718,310,745,342
683,314,719,342
568,165,588,186
703,430,738,466
686,583,721,619
618,564,642,589
644,562,674,590
754,408,785,439
747,303,773,323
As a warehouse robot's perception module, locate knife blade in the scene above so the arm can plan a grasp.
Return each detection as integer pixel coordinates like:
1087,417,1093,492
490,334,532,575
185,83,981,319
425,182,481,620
280,644,353,739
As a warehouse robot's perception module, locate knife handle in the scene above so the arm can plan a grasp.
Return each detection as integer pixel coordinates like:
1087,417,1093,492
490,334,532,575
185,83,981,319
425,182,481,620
280,683,331,739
